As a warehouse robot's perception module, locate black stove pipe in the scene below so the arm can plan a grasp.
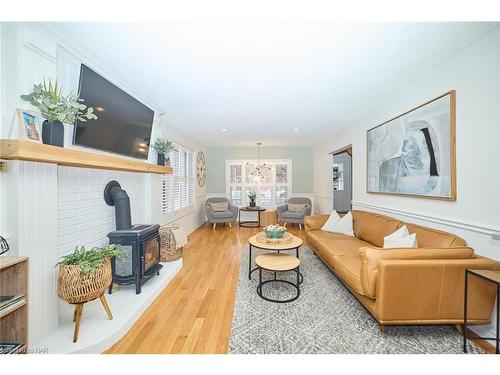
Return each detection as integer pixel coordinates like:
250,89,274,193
104,181,132,230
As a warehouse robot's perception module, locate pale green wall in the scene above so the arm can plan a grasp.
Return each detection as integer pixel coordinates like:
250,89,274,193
206,147,313,193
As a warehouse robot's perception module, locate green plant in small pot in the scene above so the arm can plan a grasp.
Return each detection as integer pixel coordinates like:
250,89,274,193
21,80,97,147
248,191,257,208
152,137,174,166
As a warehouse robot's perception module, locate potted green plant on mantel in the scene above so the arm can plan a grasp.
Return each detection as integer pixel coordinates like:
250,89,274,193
56,244,121,342
248,191,257,207
21,80,98,147
152,137,174,166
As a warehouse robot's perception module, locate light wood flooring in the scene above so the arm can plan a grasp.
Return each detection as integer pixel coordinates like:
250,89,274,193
105,222,308,354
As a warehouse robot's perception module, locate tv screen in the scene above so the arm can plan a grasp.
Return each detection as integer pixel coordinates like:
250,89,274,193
73,64,154,159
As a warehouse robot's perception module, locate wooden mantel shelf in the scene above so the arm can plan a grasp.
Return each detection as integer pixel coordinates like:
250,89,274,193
0,140,173,175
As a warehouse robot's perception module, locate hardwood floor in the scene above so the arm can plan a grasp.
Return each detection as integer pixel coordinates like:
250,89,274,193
105,221,308,354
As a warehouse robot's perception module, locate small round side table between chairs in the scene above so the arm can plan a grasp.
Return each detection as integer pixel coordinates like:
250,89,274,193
239,207,266,227
255,253,300,303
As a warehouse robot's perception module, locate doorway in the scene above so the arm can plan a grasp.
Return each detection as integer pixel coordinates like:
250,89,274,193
331,147,352,213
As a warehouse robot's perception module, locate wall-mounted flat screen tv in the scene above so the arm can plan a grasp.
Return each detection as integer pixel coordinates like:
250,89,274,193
73,64,154,159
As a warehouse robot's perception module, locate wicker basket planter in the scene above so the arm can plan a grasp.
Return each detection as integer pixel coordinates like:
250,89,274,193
159,225,183,262
58,257,112,304
57,257,114,342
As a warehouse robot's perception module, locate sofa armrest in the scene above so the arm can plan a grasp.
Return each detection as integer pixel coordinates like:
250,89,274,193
375,258,500,323
359,246,475,298
304,215,329,231
304,205,312,217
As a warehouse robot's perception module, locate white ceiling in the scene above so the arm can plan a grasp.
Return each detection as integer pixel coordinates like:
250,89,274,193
45,22,497,146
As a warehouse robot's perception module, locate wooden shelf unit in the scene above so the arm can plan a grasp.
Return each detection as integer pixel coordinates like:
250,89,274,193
0,257,28,354
0,140,173,175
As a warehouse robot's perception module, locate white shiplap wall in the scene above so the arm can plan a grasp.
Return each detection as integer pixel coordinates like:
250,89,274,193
15,161,59,345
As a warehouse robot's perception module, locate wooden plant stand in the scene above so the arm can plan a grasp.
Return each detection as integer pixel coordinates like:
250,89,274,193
72,294,113,343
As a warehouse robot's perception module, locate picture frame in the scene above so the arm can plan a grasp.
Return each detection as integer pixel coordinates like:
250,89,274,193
16,108,42,142
366,90,456,201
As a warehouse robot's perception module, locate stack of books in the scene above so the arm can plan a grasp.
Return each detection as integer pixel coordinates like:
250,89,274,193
0,294,26,313
0,343,25,354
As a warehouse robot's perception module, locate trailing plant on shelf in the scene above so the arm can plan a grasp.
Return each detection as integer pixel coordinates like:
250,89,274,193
56,244,121,275
20,79,98,147
152,137,174,166
247,191,257,207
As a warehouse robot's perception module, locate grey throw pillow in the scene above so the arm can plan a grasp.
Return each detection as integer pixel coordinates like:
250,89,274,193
288,203,307,213
209,202,229,212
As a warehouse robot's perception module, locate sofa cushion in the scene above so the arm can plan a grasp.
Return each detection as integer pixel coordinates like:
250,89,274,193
306,230,366,256
281,211,304,219
212,210,234,219
333,255,364,296
320,237,372,262
405,223,466,247
352,210,402,247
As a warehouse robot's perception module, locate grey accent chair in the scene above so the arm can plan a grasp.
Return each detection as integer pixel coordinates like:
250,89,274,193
277,197,312,229
205,197,239,229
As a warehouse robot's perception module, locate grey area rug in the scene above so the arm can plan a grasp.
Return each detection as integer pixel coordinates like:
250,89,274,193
229,246,483,354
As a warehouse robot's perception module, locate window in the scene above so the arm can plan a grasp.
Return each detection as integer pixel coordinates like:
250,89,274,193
161,144,195,218
226,160,292,208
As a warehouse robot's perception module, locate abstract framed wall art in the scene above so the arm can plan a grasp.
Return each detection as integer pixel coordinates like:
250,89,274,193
366,91,456,200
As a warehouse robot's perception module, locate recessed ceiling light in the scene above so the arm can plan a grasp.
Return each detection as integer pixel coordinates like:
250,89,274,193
222,128,227,132
137,147,146,152
293,128,300,132
138,142,147,147
95,106,105,112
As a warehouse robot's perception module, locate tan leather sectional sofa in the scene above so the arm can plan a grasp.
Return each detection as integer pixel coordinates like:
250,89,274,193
305,210,500,328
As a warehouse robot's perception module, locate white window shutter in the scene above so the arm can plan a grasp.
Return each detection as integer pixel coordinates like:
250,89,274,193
162,145,196,218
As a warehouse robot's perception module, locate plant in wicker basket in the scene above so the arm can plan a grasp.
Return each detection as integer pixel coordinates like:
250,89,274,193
56,244,121,342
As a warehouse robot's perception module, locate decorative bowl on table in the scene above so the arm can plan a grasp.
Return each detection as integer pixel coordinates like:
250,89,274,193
264,224,286,239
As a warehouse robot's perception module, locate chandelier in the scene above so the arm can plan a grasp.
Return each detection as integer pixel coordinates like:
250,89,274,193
247,142,271,180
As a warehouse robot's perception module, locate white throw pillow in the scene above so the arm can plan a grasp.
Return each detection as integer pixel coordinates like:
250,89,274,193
383,225,418,248
322,211,354,236
383,225,409,245
321,210,341,232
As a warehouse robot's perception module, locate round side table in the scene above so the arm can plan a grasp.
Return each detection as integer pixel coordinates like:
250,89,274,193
255,253,300,303
239,207,266,227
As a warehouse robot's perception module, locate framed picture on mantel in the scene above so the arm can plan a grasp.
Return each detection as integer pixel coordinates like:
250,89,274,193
16,108,42,142
366,90,456,201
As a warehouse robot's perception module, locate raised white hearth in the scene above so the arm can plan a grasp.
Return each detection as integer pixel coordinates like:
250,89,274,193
34,260,182,354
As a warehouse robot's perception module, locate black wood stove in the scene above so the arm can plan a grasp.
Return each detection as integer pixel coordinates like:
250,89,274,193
105,181,162,294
